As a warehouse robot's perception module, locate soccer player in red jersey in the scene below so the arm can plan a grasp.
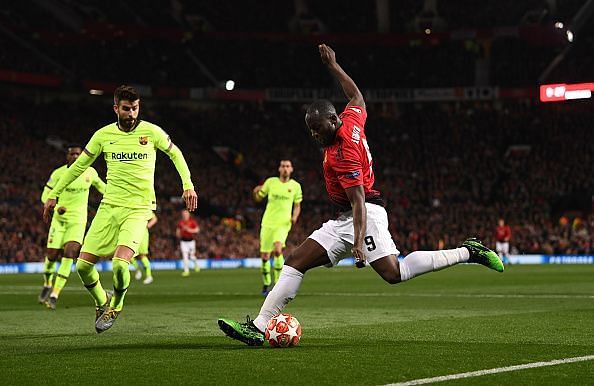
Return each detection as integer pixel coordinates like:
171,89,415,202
218,44,504,346
176,209,200,276
495,218,512,265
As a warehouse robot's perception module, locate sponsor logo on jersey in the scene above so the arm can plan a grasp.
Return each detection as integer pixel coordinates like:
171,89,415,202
139,136,148,145
352,126,361,144
108,152,149,161
271,194,291,200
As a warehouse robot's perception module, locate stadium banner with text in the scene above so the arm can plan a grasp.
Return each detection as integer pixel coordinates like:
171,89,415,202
1,255,593,274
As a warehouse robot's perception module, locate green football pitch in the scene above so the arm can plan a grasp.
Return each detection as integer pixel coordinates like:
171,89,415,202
1,265,593,385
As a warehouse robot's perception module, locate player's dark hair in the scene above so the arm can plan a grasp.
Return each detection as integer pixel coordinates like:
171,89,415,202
114,85,140,105
306,99,336,117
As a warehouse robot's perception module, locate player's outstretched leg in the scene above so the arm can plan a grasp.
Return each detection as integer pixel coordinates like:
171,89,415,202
77,258,109,319
96,257,129,333
462,238,504,272
218,316,265,346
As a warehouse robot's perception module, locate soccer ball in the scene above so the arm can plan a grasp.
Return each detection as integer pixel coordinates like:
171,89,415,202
265,313,302,348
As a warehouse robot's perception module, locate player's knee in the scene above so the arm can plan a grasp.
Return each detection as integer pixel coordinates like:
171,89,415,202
64,248,80,259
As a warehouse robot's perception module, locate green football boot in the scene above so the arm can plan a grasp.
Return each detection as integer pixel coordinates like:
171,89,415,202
218,316,264,346
462,238,504,272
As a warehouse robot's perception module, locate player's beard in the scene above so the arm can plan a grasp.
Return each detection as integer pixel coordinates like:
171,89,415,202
118,116,136,131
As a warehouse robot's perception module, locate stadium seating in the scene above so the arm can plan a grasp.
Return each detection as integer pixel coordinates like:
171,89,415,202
0,97,591,262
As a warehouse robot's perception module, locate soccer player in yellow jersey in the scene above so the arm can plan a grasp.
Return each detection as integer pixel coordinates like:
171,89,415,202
39,145,106,310
253,160,302,296
43,85,197,333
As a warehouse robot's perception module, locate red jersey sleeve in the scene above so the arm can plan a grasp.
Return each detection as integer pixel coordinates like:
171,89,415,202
340,106,367,127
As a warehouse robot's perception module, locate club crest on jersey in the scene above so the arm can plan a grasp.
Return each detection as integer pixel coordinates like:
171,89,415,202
139,136,148,145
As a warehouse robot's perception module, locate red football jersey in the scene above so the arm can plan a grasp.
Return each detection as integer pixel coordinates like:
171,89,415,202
495,225,511,242
322,106,381,209
177,218,199,240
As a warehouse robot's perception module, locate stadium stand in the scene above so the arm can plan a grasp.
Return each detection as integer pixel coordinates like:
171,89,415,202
0,0,592,262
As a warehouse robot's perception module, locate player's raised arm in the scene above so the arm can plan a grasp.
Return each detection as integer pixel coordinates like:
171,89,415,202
319,44,365,109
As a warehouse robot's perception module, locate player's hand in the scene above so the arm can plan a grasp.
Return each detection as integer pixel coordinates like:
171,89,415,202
351,243,366,269
43,198,57,223
182,189,198,212
319,44,336,66
253,185,263,202
57,206,67,215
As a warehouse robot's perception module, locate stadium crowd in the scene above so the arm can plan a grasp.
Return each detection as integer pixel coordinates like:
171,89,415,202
0,97,591,263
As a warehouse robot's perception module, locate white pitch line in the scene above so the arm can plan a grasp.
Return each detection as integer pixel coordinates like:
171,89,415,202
384,355,594,386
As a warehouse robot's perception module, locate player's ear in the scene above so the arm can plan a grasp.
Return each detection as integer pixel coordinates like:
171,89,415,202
113,104,118,115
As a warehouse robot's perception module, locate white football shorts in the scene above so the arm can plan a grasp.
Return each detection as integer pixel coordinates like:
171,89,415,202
495,241,509,255
309,203,399,266
180,240,196,258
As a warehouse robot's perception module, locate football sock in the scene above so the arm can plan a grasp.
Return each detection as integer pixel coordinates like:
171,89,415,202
399,248,469,281
140,256,152,277
183,254,190,273
191,255,200,272
43,257,56,287
261,259,271,286
272,254,284,284
51,257,74,298
130,257,139,269
110,257,130,311
76,259,107,307
254,265,303,332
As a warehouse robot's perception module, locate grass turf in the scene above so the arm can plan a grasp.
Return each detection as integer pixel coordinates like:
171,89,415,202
1,264,593,385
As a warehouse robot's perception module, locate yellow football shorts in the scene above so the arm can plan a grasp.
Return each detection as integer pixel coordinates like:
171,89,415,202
81,203,152,257
46,217,85,249
259,225,291,253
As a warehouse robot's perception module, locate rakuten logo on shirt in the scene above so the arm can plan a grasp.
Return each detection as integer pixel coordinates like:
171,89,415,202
108,152,149,161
